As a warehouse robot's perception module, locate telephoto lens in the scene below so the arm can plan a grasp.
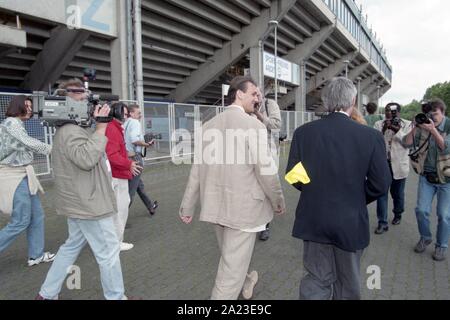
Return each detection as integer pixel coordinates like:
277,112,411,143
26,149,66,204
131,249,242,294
415,113,431,125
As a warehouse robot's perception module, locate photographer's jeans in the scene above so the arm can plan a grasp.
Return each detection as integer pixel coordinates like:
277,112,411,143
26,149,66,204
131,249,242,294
39,216,124,300
377,177,406,226
0,178,45,259
415,176,450,248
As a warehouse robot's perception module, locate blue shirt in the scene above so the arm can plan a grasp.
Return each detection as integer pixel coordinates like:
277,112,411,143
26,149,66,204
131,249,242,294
124,118,143,153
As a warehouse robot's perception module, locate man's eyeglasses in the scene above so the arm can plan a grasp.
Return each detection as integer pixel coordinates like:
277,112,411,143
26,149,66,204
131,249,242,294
66,88,86,94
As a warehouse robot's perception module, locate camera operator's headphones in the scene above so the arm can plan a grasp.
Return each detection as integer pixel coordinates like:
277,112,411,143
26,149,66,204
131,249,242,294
110,102,127,122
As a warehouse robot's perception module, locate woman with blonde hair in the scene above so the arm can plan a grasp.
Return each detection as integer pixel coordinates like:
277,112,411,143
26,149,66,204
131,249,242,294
351,107,367,125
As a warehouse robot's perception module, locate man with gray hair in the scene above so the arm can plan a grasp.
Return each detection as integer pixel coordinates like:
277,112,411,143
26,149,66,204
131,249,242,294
286,77,391,300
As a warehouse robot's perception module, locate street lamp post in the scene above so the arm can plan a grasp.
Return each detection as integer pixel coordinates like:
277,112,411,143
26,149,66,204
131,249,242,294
377,85,381,105
356,76,362,112
269,20,279,103
343,60,350,78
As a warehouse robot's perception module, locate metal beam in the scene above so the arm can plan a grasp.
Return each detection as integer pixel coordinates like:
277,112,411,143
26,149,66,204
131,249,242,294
348,62,369,81
166,0,298,102
360,76,375,93
199,0,251,25
165,0,241,33
0,25,27,48
283,24,335,63
279,51,357,108
21,26,89,91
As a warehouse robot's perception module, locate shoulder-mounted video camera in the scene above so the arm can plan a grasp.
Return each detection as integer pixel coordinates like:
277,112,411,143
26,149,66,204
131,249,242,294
31,92,119,127
31,69,120,127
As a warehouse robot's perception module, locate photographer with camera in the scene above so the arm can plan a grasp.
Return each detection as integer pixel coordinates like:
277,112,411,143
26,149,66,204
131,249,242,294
403,98,450,261
373,103,412,234
253,87,282,242
37,79,128,300
124,104,158,217
0,96,55,267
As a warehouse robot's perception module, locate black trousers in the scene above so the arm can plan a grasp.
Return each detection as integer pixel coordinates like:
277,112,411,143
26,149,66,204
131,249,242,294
128,154,153,211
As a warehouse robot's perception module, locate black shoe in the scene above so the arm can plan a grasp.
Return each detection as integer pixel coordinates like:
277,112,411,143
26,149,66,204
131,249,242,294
259,228,270,241
375,225,389,234
149,201,158,216
392,217,401,225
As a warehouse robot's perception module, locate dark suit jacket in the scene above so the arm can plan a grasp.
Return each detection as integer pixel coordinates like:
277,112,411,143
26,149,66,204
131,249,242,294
286,112,391,252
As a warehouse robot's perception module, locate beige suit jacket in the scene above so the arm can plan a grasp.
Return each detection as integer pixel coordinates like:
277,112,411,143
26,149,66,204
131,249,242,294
180,105,285,230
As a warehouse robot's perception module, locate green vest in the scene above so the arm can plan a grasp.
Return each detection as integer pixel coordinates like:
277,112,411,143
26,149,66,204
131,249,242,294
410,117,450,184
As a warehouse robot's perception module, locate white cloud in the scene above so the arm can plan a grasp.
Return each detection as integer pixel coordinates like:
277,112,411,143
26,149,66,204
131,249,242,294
357,0,450,105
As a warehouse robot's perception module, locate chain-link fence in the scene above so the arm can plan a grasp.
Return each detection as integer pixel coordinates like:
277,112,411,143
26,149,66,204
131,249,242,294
1,92,319,173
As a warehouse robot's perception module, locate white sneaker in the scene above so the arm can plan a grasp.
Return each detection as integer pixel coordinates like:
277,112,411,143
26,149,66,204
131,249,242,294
120,242,134,251
242,270,258,299
28,252,56,267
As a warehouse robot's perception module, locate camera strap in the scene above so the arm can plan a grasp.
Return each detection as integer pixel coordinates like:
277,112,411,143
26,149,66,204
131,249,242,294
409,132,431,158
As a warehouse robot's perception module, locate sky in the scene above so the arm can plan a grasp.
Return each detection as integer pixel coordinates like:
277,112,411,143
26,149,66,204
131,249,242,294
357,0,450,106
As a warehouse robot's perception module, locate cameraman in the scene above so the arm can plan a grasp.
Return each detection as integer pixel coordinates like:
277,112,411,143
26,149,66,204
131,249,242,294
373,103,412,234
37,79,128,299
124,104,158,216
403,98,450,261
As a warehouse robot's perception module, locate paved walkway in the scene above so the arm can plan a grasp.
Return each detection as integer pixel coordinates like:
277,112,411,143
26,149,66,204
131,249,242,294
1,146,449,300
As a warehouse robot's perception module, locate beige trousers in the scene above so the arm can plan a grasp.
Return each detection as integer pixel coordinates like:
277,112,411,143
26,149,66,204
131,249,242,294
111,178,130,242
211,224,257,300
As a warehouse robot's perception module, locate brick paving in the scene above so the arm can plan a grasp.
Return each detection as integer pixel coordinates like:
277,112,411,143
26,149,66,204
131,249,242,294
1,145,449,300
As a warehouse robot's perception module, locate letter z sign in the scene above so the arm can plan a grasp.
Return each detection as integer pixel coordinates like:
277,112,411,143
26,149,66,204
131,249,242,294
66,0,110,33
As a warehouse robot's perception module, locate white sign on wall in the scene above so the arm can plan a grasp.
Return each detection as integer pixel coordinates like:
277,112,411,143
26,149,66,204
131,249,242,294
0,0,117,37
263,52,300,86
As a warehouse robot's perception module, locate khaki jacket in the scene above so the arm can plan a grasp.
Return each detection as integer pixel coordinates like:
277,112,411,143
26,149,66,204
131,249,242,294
179,105,285,230
374,118,412,180
52,124,117,220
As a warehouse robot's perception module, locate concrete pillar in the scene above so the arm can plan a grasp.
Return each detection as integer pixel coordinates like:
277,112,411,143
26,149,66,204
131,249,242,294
110,0,130,99
249,43,263,90
294,60,306,112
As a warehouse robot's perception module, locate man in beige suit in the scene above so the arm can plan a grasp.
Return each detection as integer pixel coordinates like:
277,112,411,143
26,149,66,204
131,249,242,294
179,76,285,300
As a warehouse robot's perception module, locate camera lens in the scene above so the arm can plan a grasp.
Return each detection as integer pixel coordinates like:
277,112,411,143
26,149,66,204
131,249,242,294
415,113,429,125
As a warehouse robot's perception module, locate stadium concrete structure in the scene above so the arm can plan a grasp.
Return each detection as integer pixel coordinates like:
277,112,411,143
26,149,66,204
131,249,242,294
0,0,391,111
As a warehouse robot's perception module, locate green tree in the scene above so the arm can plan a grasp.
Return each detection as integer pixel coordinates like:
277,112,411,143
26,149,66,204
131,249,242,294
402,100,421,121
423,81,450,117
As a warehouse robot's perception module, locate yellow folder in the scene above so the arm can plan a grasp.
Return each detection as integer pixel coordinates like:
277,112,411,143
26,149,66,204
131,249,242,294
285,162,311,185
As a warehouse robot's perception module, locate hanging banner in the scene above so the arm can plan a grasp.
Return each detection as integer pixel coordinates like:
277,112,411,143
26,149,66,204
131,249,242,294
263,52,300,86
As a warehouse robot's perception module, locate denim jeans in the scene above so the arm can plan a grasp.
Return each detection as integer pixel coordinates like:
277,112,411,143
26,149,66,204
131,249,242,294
415,175,450,248
0,178,45,259
376,178,406,226
39,216,124,300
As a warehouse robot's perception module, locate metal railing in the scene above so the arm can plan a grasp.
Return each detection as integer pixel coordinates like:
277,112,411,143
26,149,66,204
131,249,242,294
322,0,392,82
